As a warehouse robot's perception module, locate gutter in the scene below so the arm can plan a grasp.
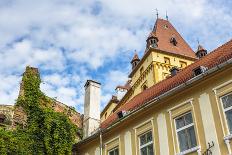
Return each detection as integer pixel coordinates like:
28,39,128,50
74,57,232,147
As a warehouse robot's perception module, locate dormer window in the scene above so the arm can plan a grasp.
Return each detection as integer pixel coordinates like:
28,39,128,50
193,66,207,76
170,37,177,46
150,38,158,48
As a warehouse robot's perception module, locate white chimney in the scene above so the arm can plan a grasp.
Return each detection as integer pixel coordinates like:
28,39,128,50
83,80,101,138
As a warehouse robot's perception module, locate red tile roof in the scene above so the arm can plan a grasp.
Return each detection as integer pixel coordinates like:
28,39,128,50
101,39,232,129
153,18,196,59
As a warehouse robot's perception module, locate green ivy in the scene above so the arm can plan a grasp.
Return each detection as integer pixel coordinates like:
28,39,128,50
1,67,78,155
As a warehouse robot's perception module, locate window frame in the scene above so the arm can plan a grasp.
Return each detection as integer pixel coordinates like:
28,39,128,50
108,146,119,155
138,130,154,155
174,111,197,153
220,92,232,134
164,57,170,64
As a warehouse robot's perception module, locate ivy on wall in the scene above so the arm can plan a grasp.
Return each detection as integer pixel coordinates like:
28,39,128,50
0,67,78,155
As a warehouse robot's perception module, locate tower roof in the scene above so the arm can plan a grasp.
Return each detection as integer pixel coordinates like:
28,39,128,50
150,18,196,59
197,44,206,52
131,52,140,63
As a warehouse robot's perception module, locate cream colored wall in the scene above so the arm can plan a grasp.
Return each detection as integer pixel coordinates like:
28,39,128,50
77,62,232,155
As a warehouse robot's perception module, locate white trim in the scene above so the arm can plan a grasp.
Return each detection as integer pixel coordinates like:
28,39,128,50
176,146,201,155
212,79,232,94
169,111,176,153
220,93,232,135
176,123,194,132
167,98,193,112
133,117,154,130
157,113,169,155
151,119,156,155
135,129,138,155
138,130,154,155
191,102,201,146
215,93,226,136
225,139,232,154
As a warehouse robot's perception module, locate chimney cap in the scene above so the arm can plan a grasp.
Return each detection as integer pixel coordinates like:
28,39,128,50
84,80,101,88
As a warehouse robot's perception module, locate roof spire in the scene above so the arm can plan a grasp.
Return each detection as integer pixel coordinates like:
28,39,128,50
197,38,200,46
156,8,159,19
166,10,169,21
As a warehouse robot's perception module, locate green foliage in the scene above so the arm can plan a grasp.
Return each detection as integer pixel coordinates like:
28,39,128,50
0,67,77,155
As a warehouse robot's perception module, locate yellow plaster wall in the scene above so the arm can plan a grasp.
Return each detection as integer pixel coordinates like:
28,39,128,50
129,50,194,101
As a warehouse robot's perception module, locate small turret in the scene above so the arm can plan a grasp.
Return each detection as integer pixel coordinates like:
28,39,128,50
131,52,140,70
146,32,159,49
196,45,207,59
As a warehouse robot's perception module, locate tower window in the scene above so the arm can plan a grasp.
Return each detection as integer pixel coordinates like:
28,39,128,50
170,37,178,46
140,67,144,75
164,57,170,64
149,38,158,48
105,112,108,119
141,81,148,91
179,61,187,68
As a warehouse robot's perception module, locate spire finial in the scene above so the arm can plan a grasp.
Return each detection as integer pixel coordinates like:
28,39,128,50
197,38,200,45
166,10,169,20
156,8,159,19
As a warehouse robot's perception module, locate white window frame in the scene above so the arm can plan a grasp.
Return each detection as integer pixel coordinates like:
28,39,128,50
174,112,197,153
108,147,119,155
139,130,154,155
220,92,232,134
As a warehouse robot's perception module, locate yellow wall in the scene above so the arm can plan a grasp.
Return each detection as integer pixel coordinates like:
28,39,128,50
76,65,232,155
127,49,194,103
101,102,117,122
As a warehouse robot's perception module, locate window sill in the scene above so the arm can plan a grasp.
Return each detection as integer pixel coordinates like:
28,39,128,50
176,146,201,155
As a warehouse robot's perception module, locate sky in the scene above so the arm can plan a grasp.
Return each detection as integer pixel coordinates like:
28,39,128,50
0,0,232,113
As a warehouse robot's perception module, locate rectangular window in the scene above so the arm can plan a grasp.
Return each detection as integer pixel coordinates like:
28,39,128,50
140,67,144,75
108,147,119,155
164,57,170,64
139,131,154,155
179,61,187,68
221,93,232,133
175,112,197,152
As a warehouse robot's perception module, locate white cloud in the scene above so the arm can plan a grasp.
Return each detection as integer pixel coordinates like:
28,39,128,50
0,0,231,113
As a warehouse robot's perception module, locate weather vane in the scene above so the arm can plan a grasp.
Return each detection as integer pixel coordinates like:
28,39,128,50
166,10,169,20
197,38,200,45
156,8,159,19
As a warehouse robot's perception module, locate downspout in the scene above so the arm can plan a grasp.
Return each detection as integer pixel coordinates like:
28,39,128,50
100,128,103,155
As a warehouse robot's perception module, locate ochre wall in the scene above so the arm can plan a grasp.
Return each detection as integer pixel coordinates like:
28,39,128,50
76,65,232,155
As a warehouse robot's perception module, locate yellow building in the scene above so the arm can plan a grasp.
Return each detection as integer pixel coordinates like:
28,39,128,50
73,18,232,155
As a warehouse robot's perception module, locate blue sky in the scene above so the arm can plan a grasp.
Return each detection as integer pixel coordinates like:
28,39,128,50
0,0,232,113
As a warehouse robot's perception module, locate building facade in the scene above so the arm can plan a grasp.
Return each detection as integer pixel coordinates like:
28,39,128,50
73,18,232,155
